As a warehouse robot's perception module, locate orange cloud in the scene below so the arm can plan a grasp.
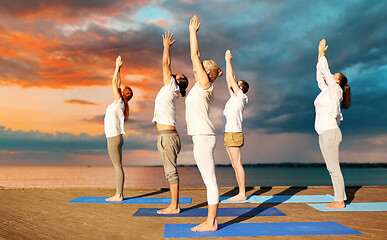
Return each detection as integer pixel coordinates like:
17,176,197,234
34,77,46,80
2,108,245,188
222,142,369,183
0,0,179,96
0,0,152,24
0,28,59,60
0,30,162,91
64,99,99,105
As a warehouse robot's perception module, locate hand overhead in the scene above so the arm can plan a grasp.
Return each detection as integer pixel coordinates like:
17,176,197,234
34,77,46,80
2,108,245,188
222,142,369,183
318,39,328,53
162,31,176,47
225,50,232,61
116,55,123,68
189,15,200,33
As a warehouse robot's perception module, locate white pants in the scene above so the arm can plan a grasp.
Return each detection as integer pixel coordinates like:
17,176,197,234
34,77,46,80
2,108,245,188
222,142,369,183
319,128,347,202
192,135,219,204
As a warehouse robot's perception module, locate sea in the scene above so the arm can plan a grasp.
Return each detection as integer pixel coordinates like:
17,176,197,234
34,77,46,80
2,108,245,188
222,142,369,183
0,164,386,188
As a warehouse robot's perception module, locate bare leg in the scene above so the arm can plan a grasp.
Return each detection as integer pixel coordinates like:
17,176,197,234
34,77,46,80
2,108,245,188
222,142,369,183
226,147,246,201
191,204,218,232
157,183,181,214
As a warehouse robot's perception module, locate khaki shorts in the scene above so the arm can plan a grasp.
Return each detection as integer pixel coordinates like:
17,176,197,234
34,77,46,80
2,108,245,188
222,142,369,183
224,132,244,148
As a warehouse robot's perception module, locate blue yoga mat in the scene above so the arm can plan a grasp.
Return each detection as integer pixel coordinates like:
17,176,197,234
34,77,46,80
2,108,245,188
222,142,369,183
220,194,334,203
163,221,363,238
308,202,387,211
133,207,285,217
68,196,191,204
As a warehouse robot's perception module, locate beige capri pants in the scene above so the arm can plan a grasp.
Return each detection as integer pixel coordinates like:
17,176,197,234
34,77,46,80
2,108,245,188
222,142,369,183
157,130,181,185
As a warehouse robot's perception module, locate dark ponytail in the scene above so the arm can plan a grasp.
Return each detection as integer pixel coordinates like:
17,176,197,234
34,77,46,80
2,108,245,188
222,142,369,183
239,80,249,93
337,73,350,109
177,74,189,97
342,84,351,109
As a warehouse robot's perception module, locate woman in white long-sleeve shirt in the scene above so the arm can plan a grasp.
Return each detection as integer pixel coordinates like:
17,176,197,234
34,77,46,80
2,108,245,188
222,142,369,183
186,16,223,232
104,56,133,202
315,39,351,208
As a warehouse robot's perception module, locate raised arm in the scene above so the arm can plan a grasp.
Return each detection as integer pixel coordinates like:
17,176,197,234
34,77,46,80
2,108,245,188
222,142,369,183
162,32,175,85
112,56,123,102
189,15,210,88
316,52,326,91
225,50,240,95
317,39,336,87
316,65,325,90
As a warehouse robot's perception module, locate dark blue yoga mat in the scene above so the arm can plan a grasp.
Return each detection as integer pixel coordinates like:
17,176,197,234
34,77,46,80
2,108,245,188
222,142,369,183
133,207,285,217
163,221,363,238
68,196,191,204
308,202,387,211
220,194,334,203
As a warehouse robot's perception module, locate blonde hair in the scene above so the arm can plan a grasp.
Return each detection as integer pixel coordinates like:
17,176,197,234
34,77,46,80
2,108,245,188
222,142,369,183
203,60,223,82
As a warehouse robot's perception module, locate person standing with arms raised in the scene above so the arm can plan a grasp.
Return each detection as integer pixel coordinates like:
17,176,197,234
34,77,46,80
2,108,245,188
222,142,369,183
186,15,223,232
104,56,133,201
153,32,189,214
223,49,249,202
315,39,351,208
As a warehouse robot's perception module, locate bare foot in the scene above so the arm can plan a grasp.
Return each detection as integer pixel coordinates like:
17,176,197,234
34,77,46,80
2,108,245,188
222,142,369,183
191,219,218,232
228,194,247,202
324,201,345,208
105,194,123,202
157,205,180,214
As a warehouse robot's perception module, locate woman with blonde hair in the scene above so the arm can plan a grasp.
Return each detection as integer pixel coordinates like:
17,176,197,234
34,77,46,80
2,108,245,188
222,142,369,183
153,31,188,214
185,15,223,232
315,39,351,208
104,56,133,201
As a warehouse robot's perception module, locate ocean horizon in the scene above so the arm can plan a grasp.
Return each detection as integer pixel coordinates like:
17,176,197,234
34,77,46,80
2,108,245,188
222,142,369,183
0,164,385,188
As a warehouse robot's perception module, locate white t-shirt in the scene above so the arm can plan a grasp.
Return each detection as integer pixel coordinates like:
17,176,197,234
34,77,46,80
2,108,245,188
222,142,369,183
223,89,248,132
104,98,125,138
185,82,215,136
152,77,180,126
314,56,343,135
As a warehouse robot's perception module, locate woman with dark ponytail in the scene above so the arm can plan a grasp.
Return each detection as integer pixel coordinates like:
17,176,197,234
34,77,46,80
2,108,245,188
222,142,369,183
152,31,188,214
315,39,351,208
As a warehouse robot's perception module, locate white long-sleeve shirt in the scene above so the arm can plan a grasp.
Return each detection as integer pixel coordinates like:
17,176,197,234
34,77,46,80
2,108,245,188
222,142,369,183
314,56,343,135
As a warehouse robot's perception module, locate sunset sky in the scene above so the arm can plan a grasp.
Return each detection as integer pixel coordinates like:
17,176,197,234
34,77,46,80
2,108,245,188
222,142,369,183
0,0,386,166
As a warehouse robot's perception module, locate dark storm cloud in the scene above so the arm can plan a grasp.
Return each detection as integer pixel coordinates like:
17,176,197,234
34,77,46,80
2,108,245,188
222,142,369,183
0,126,154,153
155,0,387,136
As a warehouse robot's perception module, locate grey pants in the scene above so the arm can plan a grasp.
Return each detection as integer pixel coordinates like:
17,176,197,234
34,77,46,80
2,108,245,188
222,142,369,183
157,130,181,185
319,128,347,202
107,135,124,195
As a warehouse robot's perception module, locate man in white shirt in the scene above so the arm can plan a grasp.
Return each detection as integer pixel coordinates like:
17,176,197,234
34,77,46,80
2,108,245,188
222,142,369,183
153,32,188,214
